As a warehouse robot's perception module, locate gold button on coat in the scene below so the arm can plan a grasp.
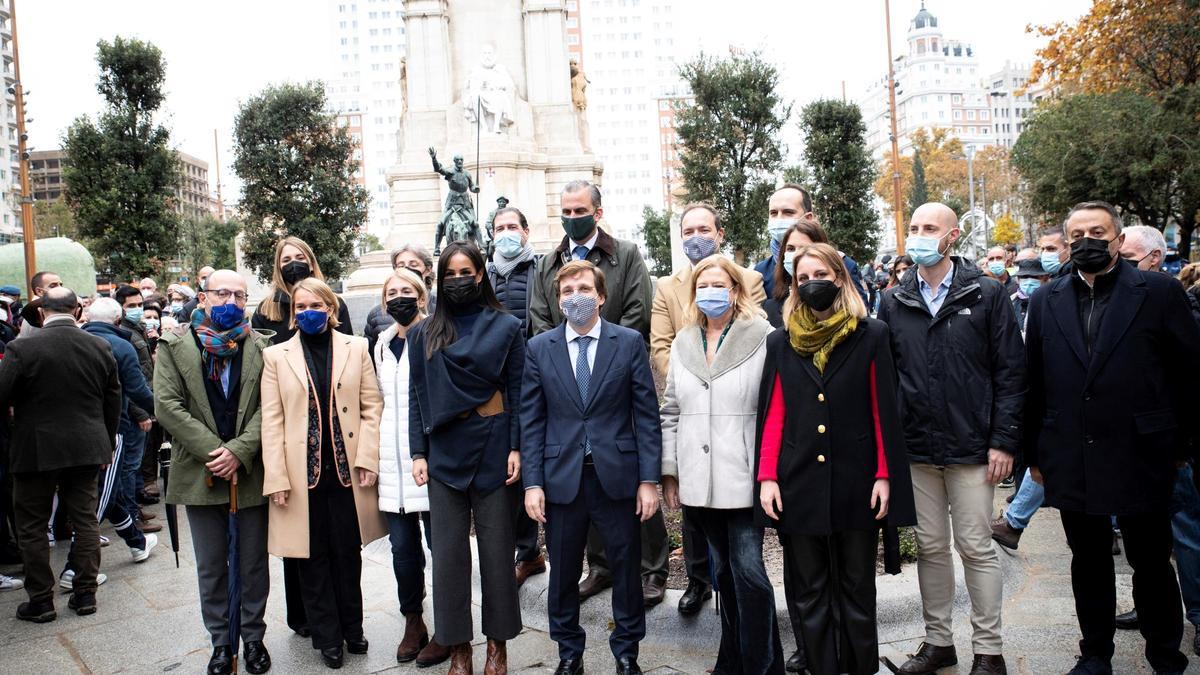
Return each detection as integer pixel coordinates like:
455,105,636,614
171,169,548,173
817,393,825,402
817,454,826,463
817,424,826,433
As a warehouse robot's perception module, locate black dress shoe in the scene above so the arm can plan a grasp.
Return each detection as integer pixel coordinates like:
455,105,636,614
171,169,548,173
1114,609,1139,630
555,657,584,675
616,655,642,674
894,642,957,674
244,640,272,674
320,646,344,669
207,646,233,675
785,647,807,673
15,600,56,623
345,636,368,654
677,580,712,615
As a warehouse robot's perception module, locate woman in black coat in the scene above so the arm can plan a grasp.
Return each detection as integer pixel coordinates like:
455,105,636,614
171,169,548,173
755,244,916,675
407,242,525,673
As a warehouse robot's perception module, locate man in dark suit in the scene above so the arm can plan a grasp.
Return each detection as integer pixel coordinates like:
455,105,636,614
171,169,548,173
521,260,662,675
0,287,122,622
1025,201,1200,675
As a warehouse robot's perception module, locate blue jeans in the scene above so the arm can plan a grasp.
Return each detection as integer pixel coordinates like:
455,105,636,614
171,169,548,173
120,425,146,524
1171,463,1200,626
1005,468,1045,530
385,510,432,616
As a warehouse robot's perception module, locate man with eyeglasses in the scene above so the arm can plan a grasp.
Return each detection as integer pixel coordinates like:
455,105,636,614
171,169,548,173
153,270,274,675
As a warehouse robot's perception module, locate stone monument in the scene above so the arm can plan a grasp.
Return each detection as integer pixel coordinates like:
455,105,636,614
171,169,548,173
428,148,484,254
386,0,602,255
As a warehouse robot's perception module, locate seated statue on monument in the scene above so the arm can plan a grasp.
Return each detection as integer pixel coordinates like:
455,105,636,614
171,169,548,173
429,147,483,256
463,44,516,135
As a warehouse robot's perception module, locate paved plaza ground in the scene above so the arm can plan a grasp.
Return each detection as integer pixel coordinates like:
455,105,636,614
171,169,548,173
2,492,1194,674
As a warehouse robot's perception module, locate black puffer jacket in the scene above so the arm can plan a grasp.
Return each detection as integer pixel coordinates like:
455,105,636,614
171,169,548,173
488,257,538,338
877,257,1026,465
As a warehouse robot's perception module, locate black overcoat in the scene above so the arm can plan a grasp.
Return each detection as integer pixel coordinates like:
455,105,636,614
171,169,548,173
753,318,916,536
1024,260,1200,515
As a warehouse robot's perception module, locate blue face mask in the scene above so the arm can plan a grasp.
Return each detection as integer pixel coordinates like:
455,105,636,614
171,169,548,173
295,309,329,335
905,234,947,267
695,287,731,319
683,235,719,264
209,303,245,331
1018,278,1042,297
494,231,525,259
1040,251,1063,274
124,307,144,324
987,261,1007,277
782,251,797,278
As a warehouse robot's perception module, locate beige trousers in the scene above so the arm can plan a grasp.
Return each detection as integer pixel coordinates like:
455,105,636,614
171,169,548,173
910,462,1003,655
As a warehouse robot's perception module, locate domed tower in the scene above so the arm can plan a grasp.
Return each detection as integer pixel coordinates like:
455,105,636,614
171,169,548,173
908,2,943,59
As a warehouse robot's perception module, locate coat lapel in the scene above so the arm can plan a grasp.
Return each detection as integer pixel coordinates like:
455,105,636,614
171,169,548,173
584,322,617,410
176,333,219,431
332,331,351,386
549,325,585,412
282,334,309,388
1048,279,1089,368
1085,268,1145,387
236,336,265,431
820,325,867,382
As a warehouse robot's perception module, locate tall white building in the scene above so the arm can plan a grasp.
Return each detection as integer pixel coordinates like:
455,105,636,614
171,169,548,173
325,0,407,237
579,0,685,246
0,1,21,244
985,61,1038,149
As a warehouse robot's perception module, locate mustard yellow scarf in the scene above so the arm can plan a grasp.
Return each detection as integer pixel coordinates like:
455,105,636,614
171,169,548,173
787,305,858,373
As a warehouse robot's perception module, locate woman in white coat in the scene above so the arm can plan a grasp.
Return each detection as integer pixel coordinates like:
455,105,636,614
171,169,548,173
372,268,448,667
660,255,785,675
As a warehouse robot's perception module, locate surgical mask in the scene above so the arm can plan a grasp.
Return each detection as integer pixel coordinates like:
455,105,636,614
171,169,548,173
560,293,598,328
682,235,718,264
1040,251,1063,274
295,309,329,335
695,287,731,318
987,261,1007,277
782,251,797,278
124,307,144,324
441,276,482,306
386,296,420,326
281,260,312,286
561,213,596,242
1018,278,1042,298
768,218,796,242
142,318,160,331
209,303,245,331
796,279,840,312
169,301,184,313
1069,237,1115,274
494,231,525,259
905,234,948,267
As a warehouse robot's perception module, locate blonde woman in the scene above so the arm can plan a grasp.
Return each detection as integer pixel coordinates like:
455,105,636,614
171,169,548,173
371,269,448,667
252,236,354,344
261,277,386,670
659,255,783,675
755,244,915,675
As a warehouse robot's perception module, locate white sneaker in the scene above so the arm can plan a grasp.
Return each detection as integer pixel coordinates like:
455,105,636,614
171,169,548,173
58,569,109,591
131,533,158,563
99,535,110,547
0,574,23,591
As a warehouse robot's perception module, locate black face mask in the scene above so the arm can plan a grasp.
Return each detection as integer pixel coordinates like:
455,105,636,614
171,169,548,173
281,260,312,286
561,213,596,242
1069,237,1115,274
441,276,482,306
796,279,840,312
386,296,420,326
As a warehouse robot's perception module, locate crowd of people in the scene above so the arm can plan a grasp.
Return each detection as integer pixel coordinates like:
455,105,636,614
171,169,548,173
0,180,1199,675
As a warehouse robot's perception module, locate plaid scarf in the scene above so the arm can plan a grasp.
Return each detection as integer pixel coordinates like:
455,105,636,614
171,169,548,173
190,308,251,381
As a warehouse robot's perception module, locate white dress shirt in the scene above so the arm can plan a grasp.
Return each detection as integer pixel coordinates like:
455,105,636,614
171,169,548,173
565,318,601,377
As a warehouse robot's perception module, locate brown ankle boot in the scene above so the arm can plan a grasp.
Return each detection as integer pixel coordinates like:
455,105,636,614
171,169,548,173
448,642,473,675
396,612,429,663
415,638,451,668
484,639,507,675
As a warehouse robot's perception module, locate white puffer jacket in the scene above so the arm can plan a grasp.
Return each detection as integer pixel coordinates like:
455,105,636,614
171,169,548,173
374,322,429,514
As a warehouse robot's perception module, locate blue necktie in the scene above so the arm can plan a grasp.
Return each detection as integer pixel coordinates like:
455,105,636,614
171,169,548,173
576,336,592,455
573,245,588,261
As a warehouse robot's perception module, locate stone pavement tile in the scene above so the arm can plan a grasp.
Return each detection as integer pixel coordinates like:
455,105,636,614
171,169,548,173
0,634,91,673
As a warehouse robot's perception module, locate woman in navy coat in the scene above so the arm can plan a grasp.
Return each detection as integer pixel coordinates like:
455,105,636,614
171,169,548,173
755,243,916,675
407,241,525,674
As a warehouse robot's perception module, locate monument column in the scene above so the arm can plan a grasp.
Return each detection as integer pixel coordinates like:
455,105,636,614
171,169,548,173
403,0,452,110
522,0,572,105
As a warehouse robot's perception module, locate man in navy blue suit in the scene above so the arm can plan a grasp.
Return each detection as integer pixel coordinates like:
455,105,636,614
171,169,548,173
520,260,662,675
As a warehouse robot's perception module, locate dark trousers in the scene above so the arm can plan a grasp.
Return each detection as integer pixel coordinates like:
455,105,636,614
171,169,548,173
186,503,270,646
385,510,432,615
546,464,645,661
428,478,521,645
687,506,784,675
681,507,712,585
282,558,308,632
784,529,879,675
509,481,541,562
14,466,101,604
1060,509,1188,672
296,485,364,650
586,497,669,582
780,533,806,657
139,422,164,492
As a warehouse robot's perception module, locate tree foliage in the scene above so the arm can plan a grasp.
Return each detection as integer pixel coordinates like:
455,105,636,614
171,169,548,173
675,51,789,262
990,213,1024,247
62,37,181,279
638,205,673,277
33,200,79,241
908,150,929,216
1028,0,1200,97
798,100,879,261
179,215,242,281
875,128,965,216
233,82,369,282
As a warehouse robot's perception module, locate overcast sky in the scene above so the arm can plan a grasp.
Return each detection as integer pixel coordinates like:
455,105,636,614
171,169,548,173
20,0,1090,201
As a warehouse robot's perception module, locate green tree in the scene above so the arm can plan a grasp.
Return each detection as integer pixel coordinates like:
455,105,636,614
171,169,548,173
357,232,384,255
233,82,369,282
62,37,181,279
799,100,879,261
178,215,242,280
33,200,79,240
206,217,242,271
908,149,929,214
782,164,810,186
675,51,789,262
638,205,673,277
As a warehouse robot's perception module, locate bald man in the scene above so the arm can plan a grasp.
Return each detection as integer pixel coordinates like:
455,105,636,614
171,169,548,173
154,269,274,674
180,266,216,321
877,202,1025,675
984,246,1017,296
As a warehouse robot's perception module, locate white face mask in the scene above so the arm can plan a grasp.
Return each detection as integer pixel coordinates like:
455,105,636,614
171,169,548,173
768,218,797,242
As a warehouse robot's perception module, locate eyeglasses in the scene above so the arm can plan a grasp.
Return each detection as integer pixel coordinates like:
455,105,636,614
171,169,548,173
208,289,248,302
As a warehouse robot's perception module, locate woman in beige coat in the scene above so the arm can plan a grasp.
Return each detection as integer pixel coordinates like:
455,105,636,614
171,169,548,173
261,277,387,670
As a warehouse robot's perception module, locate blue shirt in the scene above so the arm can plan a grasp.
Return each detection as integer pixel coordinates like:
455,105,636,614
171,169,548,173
918,263,954,316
